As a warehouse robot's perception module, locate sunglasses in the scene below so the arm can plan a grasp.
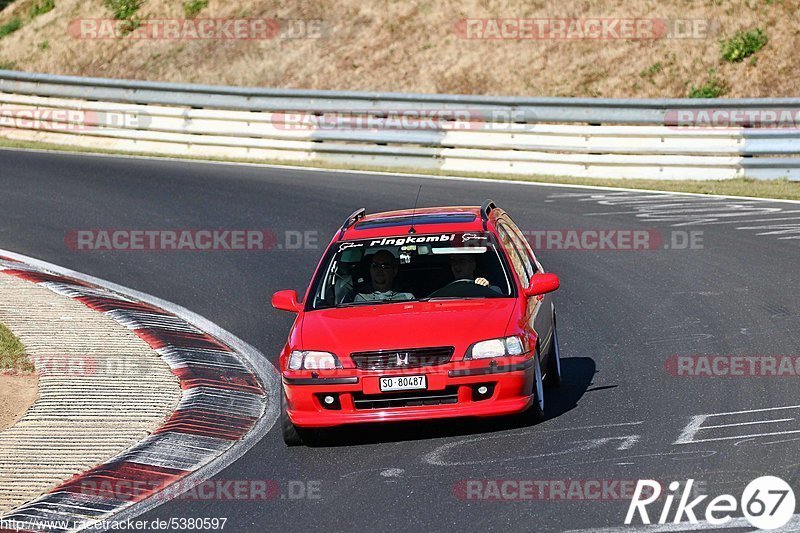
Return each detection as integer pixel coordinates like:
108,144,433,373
370,262,395,270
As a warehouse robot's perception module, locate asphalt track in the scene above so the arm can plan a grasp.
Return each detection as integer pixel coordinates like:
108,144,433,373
1,148,799,532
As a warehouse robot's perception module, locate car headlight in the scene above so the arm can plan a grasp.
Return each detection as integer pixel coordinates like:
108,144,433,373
288,350,341,370
467,336,525,359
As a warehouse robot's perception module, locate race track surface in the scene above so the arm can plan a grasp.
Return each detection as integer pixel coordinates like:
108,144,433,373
1,149,799,532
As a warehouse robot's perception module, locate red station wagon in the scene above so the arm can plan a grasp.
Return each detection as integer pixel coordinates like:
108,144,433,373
272,200,562,445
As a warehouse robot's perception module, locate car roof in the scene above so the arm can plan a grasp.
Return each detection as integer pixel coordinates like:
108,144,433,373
340,206,496,240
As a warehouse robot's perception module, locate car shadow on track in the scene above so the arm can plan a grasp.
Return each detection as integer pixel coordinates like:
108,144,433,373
302,356,597,448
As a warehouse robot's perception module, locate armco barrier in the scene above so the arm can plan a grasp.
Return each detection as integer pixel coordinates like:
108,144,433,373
1,70,799,181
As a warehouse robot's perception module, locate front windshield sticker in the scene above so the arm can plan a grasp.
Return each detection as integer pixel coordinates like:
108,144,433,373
368,234,455,247
462,233,488,242
338,242,364,252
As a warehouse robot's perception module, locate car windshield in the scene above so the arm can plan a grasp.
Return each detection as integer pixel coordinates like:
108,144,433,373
309,231,514,310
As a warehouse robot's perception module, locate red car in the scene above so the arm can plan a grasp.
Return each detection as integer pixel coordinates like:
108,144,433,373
272,200,562,445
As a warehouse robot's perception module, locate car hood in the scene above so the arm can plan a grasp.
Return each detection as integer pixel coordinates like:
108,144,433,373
299,298,518,358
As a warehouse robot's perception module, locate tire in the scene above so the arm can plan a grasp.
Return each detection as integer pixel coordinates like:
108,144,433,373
281,394,304,447
524,353,545,423
544,315,562,389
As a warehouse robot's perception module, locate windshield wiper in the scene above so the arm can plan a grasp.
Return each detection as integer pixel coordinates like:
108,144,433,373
418,296,482,302
336,299,415,307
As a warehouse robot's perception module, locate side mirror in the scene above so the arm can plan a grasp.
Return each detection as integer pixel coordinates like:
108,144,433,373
524,273,560,297
272,290,303,312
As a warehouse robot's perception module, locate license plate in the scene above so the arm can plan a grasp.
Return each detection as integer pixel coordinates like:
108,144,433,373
379,375,427,392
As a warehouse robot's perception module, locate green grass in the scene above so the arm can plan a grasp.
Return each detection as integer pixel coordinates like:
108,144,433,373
0,16,21,38
0,136,798,200
0,59,16,69
688,77,726,98
639,62,663,80
183,0,207,18
721,28,768,62
27,0,54,19
103,0,142,20
0,322,33,373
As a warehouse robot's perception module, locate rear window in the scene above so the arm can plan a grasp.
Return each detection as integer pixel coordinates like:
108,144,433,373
308,231,514,310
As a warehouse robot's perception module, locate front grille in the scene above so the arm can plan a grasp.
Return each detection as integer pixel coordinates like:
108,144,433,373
350,346,454,370
352,387,459,410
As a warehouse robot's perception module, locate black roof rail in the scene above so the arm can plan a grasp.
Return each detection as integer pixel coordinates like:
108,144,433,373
480,199,497,228
338,208,366,239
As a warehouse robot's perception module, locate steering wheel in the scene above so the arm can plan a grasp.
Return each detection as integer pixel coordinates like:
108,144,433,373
426,279,497,299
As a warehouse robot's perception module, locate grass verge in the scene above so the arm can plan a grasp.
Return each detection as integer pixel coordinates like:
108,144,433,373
0,321,33,373
0,136,798,201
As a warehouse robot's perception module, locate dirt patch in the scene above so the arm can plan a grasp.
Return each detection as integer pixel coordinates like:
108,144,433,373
0,0,796,97
0,371,38,430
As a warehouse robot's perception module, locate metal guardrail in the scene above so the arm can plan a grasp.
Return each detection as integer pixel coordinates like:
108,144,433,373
1,70,798,180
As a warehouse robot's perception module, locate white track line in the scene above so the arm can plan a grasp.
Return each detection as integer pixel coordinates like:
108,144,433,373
565,513,800,532
1,145,798,205
0,247,281,530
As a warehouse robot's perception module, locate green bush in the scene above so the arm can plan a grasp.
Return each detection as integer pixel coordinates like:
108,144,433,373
721,29,768,62
688,78,726,98
28,0,54,19
183,0,207,18
103,0,142,20
0,16,21,37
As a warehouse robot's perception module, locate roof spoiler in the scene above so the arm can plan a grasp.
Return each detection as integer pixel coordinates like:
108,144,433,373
338,208,366,239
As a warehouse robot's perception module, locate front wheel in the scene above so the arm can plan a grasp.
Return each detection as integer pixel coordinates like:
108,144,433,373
523,354,545,423
281,394,303,446
544,316,562,389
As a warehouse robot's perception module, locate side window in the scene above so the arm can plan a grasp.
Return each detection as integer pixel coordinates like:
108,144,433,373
505,216,542,273
497,222,532,288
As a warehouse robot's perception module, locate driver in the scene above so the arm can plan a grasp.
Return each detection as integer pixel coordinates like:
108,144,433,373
449,253,490,287
354,250,415,302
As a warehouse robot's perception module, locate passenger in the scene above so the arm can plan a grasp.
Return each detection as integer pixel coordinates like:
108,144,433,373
354,250,415,302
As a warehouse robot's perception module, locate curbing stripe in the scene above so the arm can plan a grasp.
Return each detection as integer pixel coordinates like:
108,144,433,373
41,283,137,302
76,297,171,316
132,329,234,353
178,387,265,418
154,410,258,440
105,311,204,334
0,253,277,532
154,347,250,371
171,366,263,394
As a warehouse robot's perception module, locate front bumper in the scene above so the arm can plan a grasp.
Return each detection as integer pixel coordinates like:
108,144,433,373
283,356,535,428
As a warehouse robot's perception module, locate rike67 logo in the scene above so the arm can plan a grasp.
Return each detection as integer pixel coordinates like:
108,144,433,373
626,477,796,530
